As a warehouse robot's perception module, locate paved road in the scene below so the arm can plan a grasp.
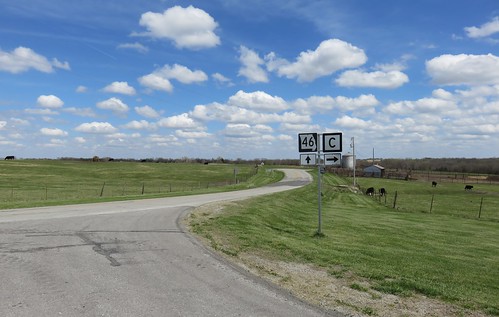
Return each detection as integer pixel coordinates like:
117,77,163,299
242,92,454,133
0,169,341,316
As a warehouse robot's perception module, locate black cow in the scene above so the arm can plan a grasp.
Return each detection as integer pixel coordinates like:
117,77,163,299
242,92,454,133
464,185,473,191
379,188,386,196
432,181,437,187
366,187,375,196
4,156,15,160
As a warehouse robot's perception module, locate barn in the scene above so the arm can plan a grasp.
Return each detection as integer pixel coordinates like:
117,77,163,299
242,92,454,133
363,164,385,178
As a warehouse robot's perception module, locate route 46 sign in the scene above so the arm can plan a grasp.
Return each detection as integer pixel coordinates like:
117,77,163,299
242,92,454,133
298,133,318,152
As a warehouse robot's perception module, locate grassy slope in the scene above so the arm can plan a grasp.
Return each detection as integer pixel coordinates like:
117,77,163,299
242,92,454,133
0,160,280,209
190,171,499,315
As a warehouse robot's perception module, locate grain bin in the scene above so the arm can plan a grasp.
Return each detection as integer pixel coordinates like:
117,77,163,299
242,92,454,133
342,154,355,169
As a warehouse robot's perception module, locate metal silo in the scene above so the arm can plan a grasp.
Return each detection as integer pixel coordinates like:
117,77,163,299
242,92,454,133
342,153,355,169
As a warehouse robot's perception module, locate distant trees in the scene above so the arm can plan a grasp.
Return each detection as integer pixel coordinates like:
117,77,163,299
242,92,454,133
361,158,499,175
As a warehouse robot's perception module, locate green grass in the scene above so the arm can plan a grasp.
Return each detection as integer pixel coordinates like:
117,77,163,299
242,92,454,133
0,159,281,209
190,171,499,315
356,177,499,221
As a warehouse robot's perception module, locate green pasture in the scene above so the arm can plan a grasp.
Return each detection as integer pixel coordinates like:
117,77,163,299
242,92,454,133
356,177,499,222
0,159,278,209
190,171,499,316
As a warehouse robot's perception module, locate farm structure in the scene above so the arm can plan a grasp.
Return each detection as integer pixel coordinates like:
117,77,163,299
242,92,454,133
363,164,385,178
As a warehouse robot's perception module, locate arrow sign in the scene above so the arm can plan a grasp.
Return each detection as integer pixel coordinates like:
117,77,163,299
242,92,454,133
324,153,341,166
300,154,317,166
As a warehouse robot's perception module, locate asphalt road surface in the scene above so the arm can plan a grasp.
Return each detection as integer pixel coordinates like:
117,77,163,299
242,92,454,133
0,169,342,317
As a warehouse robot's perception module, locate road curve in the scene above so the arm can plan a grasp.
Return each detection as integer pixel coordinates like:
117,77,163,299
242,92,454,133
0,169,342,316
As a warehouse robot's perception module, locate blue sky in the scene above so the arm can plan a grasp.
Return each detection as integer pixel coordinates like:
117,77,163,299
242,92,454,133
1,0,498,160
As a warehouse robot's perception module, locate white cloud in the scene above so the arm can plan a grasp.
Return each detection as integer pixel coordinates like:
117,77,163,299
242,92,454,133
336,70,409,89
138,73,173,93
158,113,199,129
135,105,160,118
102,81,136,95
123,120,155,130
25,108,59,116
74,137,86,144
265,39,367,82
64,107,96,117
238,46,268,83
158,64,208,84
0,47,69,74
37,95,64,108
175,130,211,138
96,97,129,115
212,72,233,86
76,85,87,93
426,54,499,86
228,90,288,112
139,64,207,93
40,128,68,136
464,17,499,38
117,42,149,53
135,5,220,50
292,94,379,114
75,122,118,134
0,121,7,130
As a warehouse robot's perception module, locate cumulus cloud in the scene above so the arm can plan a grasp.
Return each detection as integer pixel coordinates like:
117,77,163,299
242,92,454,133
102,81,136,95
0,47,70,74
37,95,64,108
265,39,367,82
157,113,199,129
336,69,409,89
426,54,499,86
238,46,268,83
135,5,220,50
464,17,499,38
175,130,211,138
139,64,207,93
75,122,118,134
40,128,68,136
135,105,160,118
96,97,129,115
138,73,173,93
212,72,233,86
228,90,288,112
123,120,155,130
293,94,379,114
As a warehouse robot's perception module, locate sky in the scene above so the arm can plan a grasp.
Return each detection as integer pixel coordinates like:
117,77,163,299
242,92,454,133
1,0,499,160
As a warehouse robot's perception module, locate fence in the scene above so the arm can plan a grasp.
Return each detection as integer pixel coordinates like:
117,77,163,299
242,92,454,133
0,176,253,205
362,189,499,222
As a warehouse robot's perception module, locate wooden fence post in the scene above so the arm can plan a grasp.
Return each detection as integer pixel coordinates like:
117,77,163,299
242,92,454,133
478,197,484,219
392,191,398,209
100,182,105,197
429,194,434,213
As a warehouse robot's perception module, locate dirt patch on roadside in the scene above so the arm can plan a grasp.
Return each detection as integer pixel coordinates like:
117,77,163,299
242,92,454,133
186,202,487,317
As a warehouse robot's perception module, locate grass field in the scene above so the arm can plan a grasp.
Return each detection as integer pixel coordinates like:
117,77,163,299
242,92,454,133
189,170,499,316
0,159,279,209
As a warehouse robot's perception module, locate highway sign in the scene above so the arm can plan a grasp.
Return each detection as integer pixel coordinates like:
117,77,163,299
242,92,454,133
298,133,318,152
322,133,342,152
324,153,341,166
300,154,317,166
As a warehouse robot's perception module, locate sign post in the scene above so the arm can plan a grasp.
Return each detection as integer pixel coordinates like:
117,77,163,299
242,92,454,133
298,132,343,236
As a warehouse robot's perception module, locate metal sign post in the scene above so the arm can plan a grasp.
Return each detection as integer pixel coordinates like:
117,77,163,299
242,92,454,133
299,132,342,236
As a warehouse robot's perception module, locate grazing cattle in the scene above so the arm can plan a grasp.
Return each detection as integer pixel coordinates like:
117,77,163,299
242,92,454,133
464,185,473,191
432,181,437,187
366,187,375,196
379,188,386,196
4,156,15,160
